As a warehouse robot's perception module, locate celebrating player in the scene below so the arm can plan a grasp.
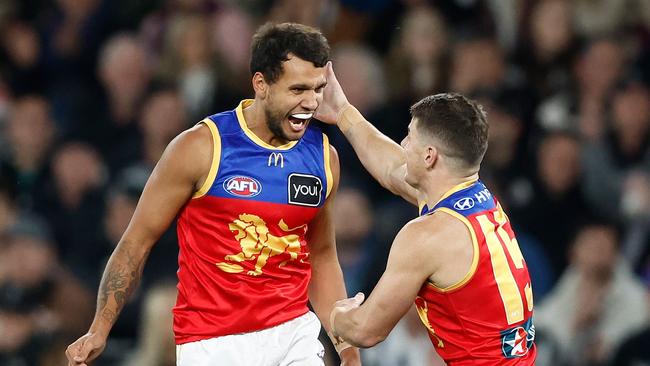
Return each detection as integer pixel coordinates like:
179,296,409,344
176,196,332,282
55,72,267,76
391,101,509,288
317,63,536,365
65,23,360,366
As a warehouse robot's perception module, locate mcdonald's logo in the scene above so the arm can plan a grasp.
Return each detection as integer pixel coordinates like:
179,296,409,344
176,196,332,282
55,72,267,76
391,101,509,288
268,152,284,168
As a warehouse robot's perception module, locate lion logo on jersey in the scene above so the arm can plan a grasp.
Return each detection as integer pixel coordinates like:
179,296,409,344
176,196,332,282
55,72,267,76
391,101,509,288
216,214,306,276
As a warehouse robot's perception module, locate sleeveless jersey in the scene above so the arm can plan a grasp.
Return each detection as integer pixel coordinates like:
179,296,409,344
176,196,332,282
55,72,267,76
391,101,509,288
416,180,536,365
173,100,333,344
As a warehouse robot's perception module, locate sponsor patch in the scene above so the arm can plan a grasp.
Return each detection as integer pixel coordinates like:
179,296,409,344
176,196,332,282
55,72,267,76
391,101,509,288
501,318,535,358
454,197,475,210
288,173,322,207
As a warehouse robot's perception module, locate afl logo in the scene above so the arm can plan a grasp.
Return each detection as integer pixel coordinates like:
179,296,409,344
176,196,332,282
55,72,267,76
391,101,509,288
223,176,262,197
454,197,475,210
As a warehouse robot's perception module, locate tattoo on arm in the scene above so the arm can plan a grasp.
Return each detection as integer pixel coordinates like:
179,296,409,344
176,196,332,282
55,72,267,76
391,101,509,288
97,242,147,325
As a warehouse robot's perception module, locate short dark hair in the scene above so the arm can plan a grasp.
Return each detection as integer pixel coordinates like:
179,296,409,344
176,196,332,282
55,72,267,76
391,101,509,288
250,22,330,84
410,93,488,170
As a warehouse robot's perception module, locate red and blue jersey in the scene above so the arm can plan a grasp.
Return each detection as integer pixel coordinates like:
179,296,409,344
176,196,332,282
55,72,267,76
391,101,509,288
416,180,536,365
173,100,333,344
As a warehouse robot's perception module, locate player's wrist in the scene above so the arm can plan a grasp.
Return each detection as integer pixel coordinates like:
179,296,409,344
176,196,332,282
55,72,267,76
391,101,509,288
88,321,111,340
337,104,364,133
328,308,353,354
328,330,353,355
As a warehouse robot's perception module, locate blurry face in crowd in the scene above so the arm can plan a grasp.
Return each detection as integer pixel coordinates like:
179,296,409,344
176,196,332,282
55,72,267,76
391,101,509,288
333,188,372,244
531,0,572,58
401,6,447,65
612,85,650,149
7,96,54,166
332,45,385,113
577,40,623,96
262,54,326,142
572,226,618,283
5,236,55,287
100,38,150,100
483,103,521,169
538,134,580,195
450,40,504,93
52,144,103,197
140,91,187,141
175,16,212,69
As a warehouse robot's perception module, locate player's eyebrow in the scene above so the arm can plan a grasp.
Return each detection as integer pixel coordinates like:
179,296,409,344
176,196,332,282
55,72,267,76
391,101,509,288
289,81,327,90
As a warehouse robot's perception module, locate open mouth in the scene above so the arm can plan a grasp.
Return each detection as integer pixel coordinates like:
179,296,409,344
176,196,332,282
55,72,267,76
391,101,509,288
288,112,313,132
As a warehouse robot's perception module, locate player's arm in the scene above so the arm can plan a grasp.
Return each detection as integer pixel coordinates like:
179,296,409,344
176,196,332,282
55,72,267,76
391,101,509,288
315,62,419,205
307,145,361,365
329,217,442,348
65,125,212,366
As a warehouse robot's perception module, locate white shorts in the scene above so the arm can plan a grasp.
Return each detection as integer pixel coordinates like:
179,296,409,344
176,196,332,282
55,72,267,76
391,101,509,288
176,311,325,366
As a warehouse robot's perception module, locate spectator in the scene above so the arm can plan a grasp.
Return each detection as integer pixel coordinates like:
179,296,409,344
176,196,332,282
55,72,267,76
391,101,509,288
509,131,588,277
0,215,94,366
138,88,188,168
36,142,107,283
384,5,449,102
72,34,150,174
536,223,649,366
2,95,55,209
581,82,650,220
515,0,576,100
333,186,375,296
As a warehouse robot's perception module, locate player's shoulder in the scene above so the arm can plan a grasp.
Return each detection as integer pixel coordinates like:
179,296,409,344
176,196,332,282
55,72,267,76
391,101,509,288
173,123,213,153
160,123,213,176
398,211,469,251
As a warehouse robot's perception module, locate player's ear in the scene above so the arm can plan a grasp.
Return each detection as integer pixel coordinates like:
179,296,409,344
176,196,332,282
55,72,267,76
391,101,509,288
424,145,438,169
252,72,269,99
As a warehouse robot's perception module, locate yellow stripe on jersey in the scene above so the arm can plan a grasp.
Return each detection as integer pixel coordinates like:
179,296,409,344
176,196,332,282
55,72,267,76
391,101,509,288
323,133,333,198
426,207,480,292
193,119,221,199
236,100,298,150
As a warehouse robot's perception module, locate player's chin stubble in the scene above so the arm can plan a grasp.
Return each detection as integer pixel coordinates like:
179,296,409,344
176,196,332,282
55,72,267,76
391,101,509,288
265,108,293,141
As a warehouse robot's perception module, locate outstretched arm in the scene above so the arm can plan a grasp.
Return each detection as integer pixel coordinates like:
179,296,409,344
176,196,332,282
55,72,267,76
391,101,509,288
329,217,439,348
315,62,419,205
307,145,361,365
66,125,212,366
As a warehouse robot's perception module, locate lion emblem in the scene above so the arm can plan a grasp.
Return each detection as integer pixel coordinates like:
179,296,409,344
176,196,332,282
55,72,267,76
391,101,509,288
216,214,306,276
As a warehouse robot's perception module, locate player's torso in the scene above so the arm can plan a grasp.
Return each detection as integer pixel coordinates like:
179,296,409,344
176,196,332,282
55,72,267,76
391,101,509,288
173,100,332,343
416,180,536,365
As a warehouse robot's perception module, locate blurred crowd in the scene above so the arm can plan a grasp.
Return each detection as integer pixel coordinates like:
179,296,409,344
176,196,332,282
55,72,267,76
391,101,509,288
1,0,650,365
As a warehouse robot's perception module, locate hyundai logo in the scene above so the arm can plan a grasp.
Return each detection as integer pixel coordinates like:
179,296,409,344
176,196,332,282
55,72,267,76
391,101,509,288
454,197,475,210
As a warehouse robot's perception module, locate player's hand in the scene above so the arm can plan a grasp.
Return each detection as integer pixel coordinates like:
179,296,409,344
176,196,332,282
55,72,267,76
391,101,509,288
339,346,362,366
330,292,365,336
65,332,107,366
315,61,350,125
333,292,365,314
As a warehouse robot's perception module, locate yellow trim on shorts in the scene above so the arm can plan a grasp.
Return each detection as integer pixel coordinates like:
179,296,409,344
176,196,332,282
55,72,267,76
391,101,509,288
193,118,221,199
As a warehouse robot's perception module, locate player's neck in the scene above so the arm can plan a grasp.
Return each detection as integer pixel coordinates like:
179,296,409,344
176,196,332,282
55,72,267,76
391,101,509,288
421,173,480,209
241,101,288,146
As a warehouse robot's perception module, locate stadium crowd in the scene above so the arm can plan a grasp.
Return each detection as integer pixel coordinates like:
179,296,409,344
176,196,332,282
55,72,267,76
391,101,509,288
1,0,650,365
